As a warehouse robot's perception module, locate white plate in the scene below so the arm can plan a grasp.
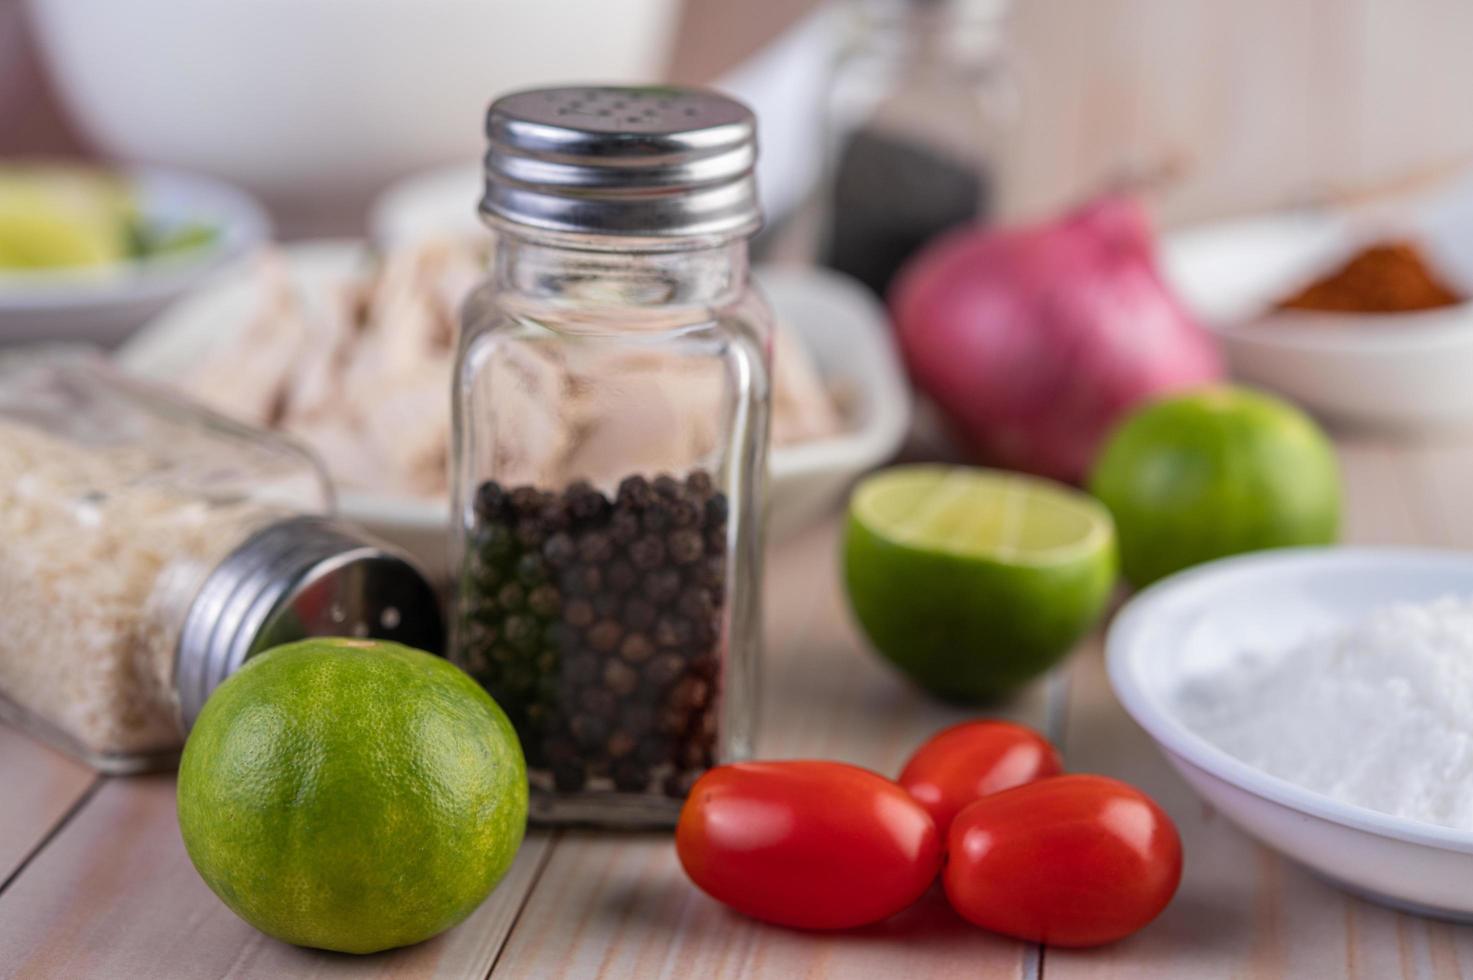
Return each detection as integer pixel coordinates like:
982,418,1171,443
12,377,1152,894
1161,213,1473,430
0,167,270,347
1108,547,1473,921
118,242,910,576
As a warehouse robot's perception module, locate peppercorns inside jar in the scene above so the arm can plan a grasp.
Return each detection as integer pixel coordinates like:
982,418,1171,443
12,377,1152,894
451,86,772,826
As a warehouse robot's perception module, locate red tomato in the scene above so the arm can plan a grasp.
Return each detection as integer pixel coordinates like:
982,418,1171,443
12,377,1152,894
945,774,1182,947
676,761,943,930
898,720,1062,835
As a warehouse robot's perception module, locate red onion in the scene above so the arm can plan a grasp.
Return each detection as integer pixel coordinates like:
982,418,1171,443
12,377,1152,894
889,195,1223,483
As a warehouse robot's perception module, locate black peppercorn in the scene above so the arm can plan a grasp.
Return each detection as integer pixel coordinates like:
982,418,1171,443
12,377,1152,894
474,481,509,522
643,653,685,689
561,564,602,596
562,652,599,686
685,470,714,499
543,620,577,653
654,615,693,648
609,510,641,545
496,581,526,612
653,474,681,499
607,731,637,759
577,530,615,564
619,633,655,663
642,568,681,605
603,659,640,696
528,584,561,618
579,687,618,720
606,559,637,593
667,528,704,565
592,593,620,618
516,552,548,587
568,482,611,525
641,506,670,533
617,475,653,509
623,598,657,632
629,535,666,570
514,518,544,548
677,586,714,620
636,735,671,765
669,498,700,528
587,618,624,653
703,494,728,526
571,715,609,750
504,614,539,652
510,485,541,513
476,523,515,562
542,532,576,569
564,598,595,629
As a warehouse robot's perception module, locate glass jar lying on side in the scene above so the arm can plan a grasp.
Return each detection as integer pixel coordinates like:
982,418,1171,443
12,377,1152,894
0,350,444,773
451,86,773,827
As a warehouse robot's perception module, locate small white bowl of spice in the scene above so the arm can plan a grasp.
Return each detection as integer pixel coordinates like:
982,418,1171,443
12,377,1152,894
1109,547,1473,921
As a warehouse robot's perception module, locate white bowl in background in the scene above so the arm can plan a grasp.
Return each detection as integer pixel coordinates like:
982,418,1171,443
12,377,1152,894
1161,213,1473,431
28,0,678,215
0,167,270,347
1108,547,1473,921
118,243,910,577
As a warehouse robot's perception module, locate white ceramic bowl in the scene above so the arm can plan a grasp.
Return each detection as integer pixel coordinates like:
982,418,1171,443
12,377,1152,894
118,243,910,577
28,0,678,213
0,167,270,347
1161,213,1473,431
1108,547,1473,920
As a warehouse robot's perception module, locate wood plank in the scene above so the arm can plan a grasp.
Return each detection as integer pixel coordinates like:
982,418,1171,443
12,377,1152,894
0,773,553,980
0,725,97,889
1041,437,1473,979
489,517,1043,979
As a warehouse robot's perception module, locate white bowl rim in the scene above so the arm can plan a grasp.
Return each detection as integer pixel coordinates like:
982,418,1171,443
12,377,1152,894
1107,545,1473,854
1211,305,1473,353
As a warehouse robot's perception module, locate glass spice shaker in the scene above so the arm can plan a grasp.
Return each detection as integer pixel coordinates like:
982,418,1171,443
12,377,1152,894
819,0,1017,297
451,86,773,827
0,349,443,773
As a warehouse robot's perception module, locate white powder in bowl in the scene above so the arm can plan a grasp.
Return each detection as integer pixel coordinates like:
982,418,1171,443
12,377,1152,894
1176,596,1473,830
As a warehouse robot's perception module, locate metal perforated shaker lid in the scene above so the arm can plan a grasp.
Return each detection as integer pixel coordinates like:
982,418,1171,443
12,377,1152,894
481,86,761,240
175,517,445,729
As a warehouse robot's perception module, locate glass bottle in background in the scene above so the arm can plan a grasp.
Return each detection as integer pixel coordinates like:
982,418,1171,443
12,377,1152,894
451,87,772,828
819,0,1017,297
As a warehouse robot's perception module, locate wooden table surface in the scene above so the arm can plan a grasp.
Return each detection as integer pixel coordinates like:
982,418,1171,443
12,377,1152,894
4,430,1473,979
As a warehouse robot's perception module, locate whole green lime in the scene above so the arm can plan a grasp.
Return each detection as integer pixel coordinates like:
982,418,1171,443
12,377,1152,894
844,465,1117,702
1089,385,1340,588
177,639,527,955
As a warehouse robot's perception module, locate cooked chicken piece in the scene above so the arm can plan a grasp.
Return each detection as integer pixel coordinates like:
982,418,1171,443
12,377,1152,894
175,237,845,502
183,255,312,427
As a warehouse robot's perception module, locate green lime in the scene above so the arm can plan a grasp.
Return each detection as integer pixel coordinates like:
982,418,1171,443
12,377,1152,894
843,465,1117,702
177,639,527,955
0,167,133,270
1089,385,1340,588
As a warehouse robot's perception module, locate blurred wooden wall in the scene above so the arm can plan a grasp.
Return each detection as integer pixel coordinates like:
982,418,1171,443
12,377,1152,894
1005,0,1473,223
676,0,1473,226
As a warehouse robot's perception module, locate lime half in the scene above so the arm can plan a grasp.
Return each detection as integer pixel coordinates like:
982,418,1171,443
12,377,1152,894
844,465,1117,702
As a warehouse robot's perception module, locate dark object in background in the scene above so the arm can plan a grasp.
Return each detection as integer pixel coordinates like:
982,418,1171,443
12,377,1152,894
1277,240,1464,314
818,0,1016,298
822,128,990,297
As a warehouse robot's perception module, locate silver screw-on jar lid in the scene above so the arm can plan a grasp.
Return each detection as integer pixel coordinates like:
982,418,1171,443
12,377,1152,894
482,86,761,241
175,516,444,729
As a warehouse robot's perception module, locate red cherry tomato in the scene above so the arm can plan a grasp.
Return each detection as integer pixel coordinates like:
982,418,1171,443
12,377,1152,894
945,774,1182,947
676,761,943,930
898,719,1063,835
